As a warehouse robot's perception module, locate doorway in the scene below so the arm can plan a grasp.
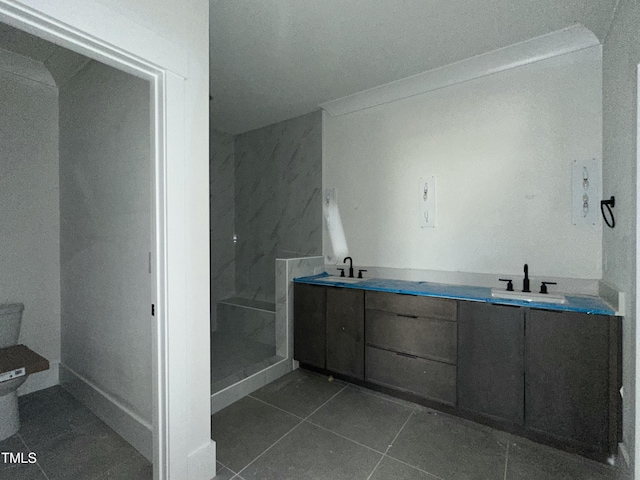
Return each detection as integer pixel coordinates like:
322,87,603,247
0,2,217,478
0,17,154,474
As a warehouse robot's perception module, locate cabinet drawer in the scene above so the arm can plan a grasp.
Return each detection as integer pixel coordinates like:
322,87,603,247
365,291,456,321
365,346,456,405
366,310,456,364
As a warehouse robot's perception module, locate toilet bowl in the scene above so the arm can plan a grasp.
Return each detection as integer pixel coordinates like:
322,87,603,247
0,303,27,441
0,376,26,440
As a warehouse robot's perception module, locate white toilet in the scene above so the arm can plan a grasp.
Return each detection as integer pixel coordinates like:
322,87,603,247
0,303,28,441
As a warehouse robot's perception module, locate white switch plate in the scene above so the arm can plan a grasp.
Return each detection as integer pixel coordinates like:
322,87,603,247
571,158,600,226
419,176,436,228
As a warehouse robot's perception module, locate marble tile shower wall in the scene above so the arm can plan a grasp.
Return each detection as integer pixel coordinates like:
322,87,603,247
210,129,236,330
234,110,322,303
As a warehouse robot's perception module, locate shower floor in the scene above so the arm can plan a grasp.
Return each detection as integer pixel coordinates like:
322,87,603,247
210,332,283,394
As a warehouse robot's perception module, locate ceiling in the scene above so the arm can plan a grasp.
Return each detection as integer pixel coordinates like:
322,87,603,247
0,22,90,87
209,0,619,135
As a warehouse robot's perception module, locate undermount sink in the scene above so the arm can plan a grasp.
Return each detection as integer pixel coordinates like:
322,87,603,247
490,288,567,304
323,275,364,284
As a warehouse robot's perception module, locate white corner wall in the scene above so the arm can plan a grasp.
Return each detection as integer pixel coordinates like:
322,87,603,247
0,66,60,394
324,45,603,280
59,59,152,446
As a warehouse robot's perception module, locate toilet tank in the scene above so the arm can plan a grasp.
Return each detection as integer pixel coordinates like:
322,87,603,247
0,303,24,349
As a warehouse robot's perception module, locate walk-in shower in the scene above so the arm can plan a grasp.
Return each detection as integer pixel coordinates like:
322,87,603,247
210,297,278,393
209,111,323,410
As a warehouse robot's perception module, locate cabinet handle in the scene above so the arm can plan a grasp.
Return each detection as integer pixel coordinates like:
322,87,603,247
396,352,418,359
396,313,418,319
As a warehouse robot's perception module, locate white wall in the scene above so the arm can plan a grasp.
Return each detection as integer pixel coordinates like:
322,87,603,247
602,0,640,471
59,60,152,426
0,63,60,394
324,46,603,281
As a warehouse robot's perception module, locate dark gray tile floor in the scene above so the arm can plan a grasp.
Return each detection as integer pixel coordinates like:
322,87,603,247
0,386,152,480
211,368,630,480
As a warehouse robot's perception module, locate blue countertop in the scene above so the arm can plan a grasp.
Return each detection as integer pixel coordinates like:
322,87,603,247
293,273,616,316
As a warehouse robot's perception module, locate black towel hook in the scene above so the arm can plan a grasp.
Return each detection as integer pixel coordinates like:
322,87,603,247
600,196,615,228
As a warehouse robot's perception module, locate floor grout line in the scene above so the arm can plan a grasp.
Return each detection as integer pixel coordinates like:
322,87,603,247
365,454,385,480
247,394,305,420
217,460,242,479
234,383,349,477
17,433,51,480
304,419,386,455
379,454,447,480
16,432,30,451
503,442,510,480
300,399,446,480
38,463,52,480
384,407,416,454
235,420,305,476
302,383,349,421
376,408,448,480
250,381,449,480
364,408,422,480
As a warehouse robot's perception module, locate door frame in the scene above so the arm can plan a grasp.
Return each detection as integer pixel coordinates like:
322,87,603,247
0,2,190,478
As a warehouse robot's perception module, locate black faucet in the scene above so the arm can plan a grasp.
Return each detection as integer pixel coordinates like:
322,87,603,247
343,256,354,278
523,264,530,292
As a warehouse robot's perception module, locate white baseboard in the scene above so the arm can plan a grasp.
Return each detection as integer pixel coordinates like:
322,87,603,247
17,361,59,396
188,440,217,480
59,364,153,462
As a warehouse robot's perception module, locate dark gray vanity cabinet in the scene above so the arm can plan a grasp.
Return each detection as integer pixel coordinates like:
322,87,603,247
293,280,621,460
364,291,457,405
293,283,326,369
458,303,620,457
525,309,619,453
326,287,365,379
457,302,525,424
293,284,364,379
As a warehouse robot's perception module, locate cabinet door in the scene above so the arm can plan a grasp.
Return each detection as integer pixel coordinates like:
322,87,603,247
326,287,364,379
525,309,609,451
458,302,524,424
293,283,326,369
